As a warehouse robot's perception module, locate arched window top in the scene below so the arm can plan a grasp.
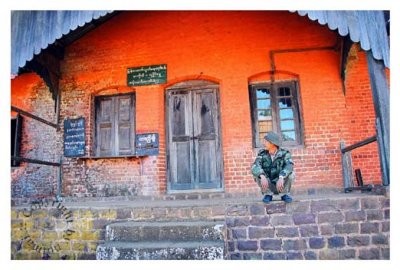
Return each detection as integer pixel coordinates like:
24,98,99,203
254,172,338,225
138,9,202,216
249,71,299,85
166,79,219,91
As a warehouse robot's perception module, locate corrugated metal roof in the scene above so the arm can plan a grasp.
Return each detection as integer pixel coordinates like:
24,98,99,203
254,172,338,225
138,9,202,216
293,10,390,68
11,10,113,75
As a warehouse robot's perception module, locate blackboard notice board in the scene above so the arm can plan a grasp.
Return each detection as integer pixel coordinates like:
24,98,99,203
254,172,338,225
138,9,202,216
127,64,167,86
64,118,85,157
136,133,159,156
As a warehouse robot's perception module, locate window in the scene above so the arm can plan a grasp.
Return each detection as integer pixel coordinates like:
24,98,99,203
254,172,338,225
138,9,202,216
249,81,303,148
11,114,23,167
95,93,135,157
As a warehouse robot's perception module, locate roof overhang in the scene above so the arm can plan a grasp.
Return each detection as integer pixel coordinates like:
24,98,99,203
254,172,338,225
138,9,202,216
11,10,390,100
292,10,390,68
11,10,115,75
11,11,116,100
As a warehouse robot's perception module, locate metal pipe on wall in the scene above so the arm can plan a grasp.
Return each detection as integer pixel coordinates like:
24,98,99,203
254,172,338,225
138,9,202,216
269,44,339,82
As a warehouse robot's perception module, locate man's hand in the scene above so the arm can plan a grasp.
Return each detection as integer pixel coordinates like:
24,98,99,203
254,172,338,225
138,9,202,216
260,175,269,191
277,177,284,193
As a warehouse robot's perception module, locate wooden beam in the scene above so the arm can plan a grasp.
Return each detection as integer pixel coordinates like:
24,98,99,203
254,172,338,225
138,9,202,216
340,141,354,190
376,118,390,186
11,156,61,167
340,136,377,153
24,48,61,101
11,106,58,129
366,51,390,185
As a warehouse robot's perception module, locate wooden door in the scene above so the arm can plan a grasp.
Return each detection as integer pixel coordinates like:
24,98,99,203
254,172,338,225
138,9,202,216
192,89,222,189
167,90,193,190
167,83,223,191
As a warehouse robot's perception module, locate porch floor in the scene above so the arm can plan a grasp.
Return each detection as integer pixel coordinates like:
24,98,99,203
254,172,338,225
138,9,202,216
11,186,389,211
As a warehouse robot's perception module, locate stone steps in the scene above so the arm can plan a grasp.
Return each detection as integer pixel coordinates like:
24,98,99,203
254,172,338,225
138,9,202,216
96,241,225,260
96,220,225,260
105,220,224,242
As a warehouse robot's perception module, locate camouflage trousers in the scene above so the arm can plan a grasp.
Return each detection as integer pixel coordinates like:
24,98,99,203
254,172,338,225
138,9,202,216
254,172,295,196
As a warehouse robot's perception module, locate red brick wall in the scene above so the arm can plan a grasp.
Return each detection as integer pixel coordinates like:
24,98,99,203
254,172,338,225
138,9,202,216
11,74,60,198
11,11,385,198
343,45,385,185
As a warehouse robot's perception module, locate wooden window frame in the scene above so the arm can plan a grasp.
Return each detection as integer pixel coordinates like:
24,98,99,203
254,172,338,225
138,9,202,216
11,114,23,167
94,92,136,157
249,80,303,148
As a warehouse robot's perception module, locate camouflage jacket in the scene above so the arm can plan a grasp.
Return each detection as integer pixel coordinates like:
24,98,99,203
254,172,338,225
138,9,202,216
251,148,294,182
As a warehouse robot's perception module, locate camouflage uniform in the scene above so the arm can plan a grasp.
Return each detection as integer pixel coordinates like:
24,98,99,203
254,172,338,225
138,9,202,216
251,148,295,196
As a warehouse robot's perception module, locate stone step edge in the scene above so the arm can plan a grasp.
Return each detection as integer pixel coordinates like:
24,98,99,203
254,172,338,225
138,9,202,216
96,240,225,260
105,221,225,242
107,220,225,227
11,191,387,209
13,186,362,206
61,187,352,203
98,240,225,249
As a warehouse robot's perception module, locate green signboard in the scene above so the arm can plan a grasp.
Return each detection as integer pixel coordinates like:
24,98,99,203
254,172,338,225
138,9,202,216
127,64,167,86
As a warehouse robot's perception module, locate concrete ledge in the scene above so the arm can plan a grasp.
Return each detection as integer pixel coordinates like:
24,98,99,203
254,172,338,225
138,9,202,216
12,186,389,207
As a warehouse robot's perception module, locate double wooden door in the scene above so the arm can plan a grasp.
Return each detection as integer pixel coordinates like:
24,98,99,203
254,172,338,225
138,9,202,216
166,83,223,191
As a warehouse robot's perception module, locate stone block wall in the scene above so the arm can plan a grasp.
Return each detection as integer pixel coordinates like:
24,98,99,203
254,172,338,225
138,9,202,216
225,195,390,260
11,203,114,259
10,198,226,260
11,193,390,260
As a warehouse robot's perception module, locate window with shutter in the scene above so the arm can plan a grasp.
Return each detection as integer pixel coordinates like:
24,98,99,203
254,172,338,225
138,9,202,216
249,81,303,148
95,93,135,157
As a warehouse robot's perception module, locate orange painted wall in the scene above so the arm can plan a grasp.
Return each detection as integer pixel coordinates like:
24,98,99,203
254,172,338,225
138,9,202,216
11,73,42,117
11,11,386,198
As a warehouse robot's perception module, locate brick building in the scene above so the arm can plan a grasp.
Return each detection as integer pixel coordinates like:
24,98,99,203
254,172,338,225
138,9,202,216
11,11,389,199
10,10,390,261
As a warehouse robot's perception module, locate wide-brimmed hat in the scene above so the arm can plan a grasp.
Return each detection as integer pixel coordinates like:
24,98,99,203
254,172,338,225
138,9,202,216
264,131,281,146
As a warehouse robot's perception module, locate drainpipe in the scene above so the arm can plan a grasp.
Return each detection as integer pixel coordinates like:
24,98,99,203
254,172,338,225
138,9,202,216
56,156,63,202
55,88,61,131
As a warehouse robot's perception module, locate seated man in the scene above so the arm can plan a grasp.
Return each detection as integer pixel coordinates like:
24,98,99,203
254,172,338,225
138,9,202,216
251,131,295,203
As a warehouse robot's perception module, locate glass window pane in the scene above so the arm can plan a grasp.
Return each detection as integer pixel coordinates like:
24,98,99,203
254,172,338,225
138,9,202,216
278,87,291,97
280,120,295,130
282,131,296,142
279,108,294,119
258,120,272,132
258,110,272,120
257,99,271,109
256,88,270,98
279,98,292,108
278,87,285,96
259,133,266,146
